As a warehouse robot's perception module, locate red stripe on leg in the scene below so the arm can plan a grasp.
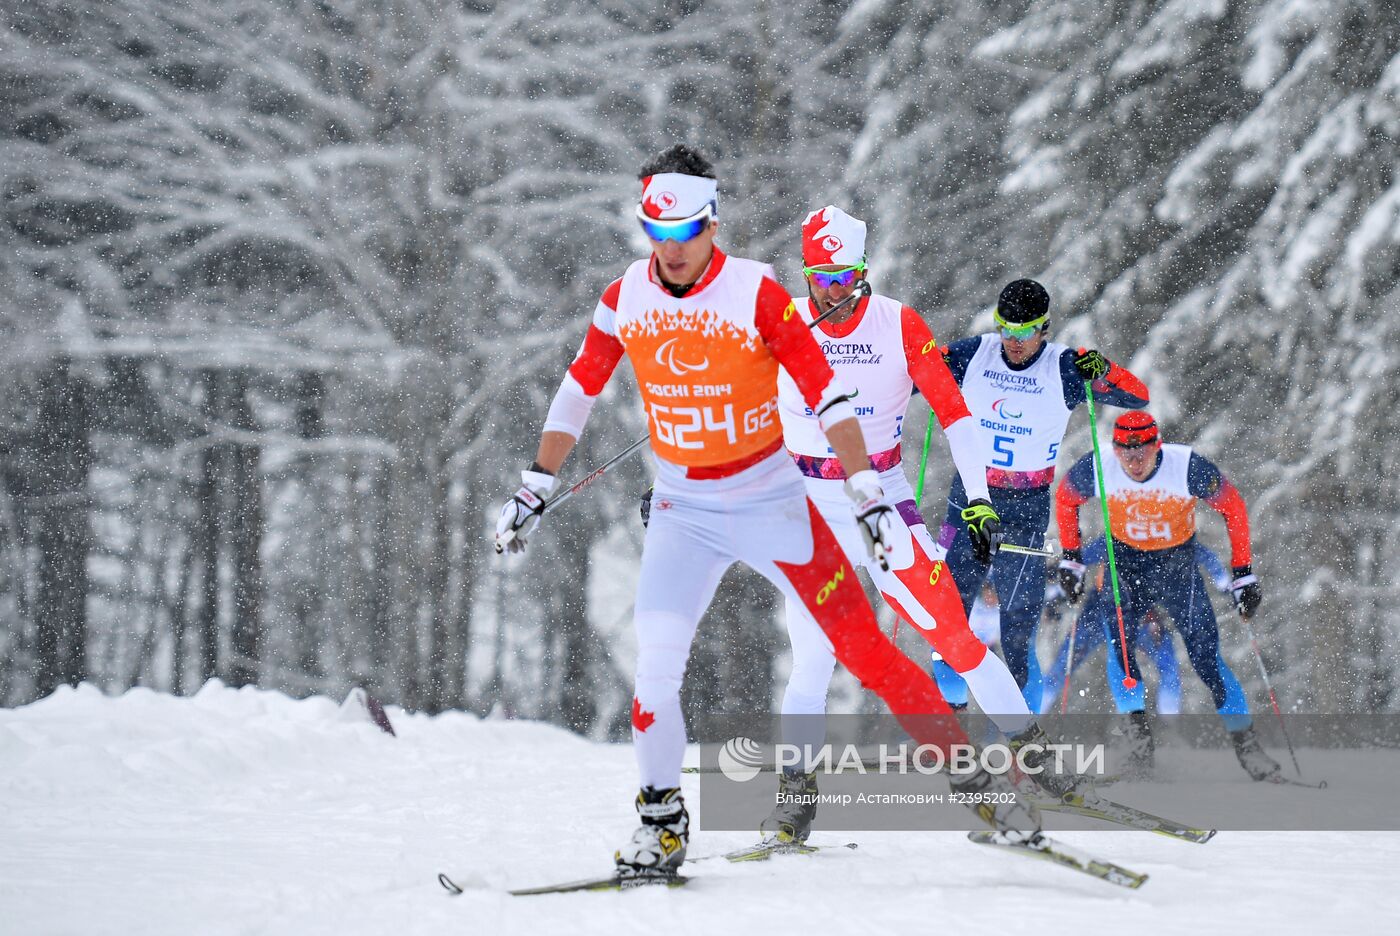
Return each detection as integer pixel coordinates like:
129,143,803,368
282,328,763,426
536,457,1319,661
774,500,967,752
885,546,990,672
881,587,989,674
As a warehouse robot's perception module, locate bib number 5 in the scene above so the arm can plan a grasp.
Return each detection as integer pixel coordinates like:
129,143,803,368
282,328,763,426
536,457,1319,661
992,434,1015,467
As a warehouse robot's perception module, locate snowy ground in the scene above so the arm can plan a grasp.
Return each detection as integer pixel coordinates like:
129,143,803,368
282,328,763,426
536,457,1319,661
3,684,1397,935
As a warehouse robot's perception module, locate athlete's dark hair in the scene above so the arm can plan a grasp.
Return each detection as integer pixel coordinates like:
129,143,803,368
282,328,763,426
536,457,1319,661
996,278,1050,324
638,144,716,180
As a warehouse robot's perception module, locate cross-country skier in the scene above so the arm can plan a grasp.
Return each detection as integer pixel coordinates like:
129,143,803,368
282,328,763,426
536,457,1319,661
1040,538,1233,716
931,279,1150,710
1054,411,1279,781
494,147,1036,880
762,206,1087,844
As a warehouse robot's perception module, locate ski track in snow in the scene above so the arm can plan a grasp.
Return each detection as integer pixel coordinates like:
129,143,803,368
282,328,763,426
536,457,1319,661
2,683,1396,935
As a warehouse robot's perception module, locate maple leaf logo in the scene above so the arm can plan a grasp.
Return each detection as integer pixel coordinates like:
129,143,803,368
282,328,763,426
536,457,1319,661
632,697,657,733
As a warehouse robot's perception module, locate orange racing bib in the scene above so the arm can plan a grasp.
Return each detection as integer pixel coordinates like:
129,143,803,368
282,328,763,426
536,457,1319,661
614,256,782,467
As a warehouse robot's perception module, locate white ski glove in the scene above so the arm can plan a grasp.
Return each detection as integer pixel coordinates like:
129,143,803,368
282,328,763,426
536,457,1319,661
845,469,895,572
494,469,559,555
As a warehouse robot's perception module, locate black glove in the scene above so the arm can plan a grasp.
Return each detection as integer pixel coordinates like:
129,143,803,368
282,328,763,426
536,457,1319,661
961,498,1002,565
1057,548,1087,602
1074,348,1111,381
640,486,653,528
1231,565,1262,618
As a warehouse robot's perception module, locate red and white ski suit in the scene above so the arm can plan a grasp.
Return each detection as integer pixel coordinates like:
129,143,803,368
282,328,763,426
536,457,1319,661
547,248,964,788
775,295,1032,743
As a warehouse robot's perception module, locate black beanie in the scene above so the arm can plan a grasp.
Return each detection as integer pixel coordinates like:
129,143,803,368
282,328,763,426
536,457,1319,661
996,279,1050,324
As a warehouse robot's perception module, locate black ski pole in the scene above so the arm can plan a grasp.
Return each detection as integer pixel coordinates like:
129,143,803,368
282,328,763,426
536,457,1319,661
1238,610,1304,778
538,435,651,518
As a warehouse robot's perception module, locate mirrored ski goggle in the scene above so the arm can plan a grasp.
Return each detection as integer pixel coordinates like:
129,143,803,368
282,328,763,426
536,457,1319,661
802,264,866,288
993,308,1048,339
635,203,716,243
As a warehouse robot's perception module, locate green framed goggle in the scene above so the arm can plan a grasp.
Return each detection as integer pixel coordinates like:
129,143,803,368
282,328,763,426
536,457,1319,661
802,264,867,288
993,307,1048,339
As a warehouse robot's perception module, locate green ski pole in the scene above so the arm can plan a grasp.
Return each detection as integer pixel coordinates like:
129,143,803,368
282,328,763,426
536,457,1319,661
898,414,940,643
1085,380,1138,690
914,416,936,505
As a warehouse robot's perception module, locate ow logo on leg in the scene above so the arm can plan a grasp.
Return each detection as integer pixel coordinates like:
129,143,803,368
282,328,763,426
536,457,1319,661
816,567,846,605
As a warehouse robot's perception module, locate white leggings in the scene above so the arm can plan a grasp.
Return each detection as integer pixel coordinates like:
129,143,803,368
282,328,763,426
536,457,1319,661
781,471,1033,749
632,453,965,789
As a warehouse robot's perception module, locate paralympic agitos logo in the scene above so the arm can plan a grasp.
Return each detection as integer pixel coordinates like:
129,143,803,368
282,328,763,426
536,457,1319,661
991,398,1023,420
655,337,710,377
1125,499,1165,522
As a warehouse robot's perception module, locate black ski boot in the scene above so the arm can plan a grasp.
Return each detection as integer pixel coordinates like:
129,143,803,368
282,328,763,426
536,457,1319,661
1230,725,1282,781
1009,723,1096,804
759,769,819,844
615,786,689,876
1123,711,1155,779
949,761,1041,840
